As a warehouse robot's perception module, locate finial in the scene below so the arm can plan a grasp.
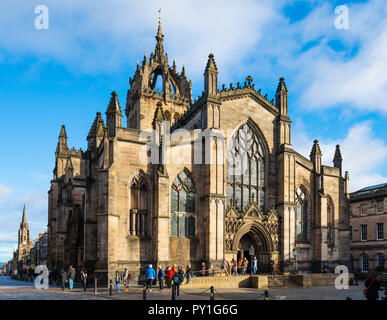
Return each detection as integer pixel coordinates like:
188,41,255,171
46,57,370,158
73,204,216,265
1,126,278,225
246,75,253,86
158,7,162,25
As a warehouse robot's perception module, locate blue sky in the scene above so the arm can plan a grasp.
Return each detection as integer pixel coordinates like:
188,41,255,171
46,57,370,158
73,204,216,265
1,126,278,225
0,0,386,262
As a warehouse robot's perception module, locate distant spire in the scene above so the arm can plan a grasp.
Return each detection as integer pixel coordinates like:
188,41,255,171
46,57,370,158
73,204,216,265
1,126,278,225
59,125,67,138
310,139,322,158
22,205,27,225
106,91,123,116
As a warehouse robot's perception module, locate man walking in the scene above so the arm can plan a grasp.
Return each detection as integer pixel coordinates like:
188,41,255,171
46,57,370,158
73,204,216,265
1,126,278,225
60,269,67,291
157,266,164,290
80,270,88,291
68,266,75,290
146,264,156,292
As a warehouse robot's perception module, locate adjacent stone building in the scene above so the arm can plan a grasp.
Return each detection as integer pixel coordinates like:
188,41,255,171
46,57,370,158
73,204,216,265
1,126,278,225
47,22,351,284
350,183,387,274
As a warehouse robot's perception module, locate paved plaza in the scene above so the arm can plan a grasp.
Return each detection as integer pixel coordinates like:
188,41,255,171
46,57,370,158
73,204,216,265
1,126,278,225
0,276,368,300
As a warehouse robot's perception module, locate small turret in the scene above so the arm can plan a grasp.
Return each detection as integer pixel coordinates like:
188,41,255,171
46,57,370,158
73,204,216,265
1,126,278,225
204,53,218,96
56,125,68,154
333,144,343,176
275,77,288,115
310,139,322,174
106,91,123,137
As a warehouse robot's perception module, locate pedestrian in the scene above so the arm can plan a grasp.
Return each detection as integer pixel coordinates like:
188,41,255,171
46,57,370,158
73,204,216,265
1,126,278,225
238,259,242,275
185,266,192,283
166,267,173,288
172,270,182,296
178,266,185,286
157,266,164,290
252,256,258,275
52,267,57,287
114,270,121,293
80,270,88,291
200,262,206,276
233,260,238,276
145,264,156,292
269,259,275,275
241,258,246,275
322,262,329,274
67,266,75,290
123,268,129,291
60,269,67,291
364,272,381,301
221,259,229,276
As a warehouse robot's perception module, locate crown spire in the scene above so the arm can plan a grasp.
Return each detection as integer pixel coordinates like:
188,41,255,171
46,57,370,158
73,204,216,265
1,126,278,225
155,16,164,60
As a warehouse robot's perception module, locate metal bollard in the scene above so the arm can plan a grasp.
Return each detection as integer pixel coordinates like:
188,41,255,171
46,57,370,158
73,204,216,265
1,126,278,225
143,284,147,300
210,286,214,300
94,278,97,294
109,279,112,296
172,283,176,300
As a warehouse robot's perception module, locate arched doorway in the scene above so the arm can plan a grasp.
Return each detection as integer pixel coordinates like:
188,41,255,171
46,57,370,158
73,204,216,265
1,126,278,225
232,222,273,274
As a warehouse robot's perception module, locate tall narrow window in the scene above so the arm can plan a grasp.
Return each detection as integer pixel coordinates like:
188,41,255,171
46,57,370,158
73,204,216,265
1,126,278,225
227,123,265,212
327,198,334,246
361,255,369,272
376,201,384,214
129,176,149,237
360,225,367,241
295,187,308,242
376,255,385,271
377,223,384,240
171,171,196,237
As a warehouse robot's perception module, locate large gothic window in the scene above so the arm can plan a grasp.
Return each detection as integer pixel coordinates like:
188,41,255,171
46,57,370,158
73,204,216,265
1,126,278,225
295,187,308,242
129,176,150,237
227,123,265,212
171,171,196,237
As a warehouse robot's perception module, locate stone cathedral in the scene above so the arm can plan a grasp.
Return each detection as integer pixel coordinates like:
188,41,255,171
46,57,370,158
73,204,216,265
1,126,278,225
48,22,351,283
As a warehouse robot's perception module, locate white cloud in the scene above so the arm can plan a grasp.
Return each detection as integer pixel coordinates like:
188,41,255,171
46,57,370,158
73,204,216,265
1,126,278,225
0,184,13,203
293,121,387,192
0,0,278,82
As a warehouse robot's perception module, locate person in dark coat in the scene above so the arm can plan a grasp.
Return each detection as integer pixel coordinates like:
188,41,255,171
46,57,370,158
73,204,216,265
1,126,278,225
157,266,164,290
364,272,381,301
60,269,67,291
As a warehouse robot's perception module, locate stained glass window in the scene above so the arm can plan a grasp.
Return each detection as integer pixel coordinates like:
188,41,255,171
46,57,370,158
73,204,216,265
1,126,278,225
171,214,178,236
295,187,308,242
179,215,186,237
171,171,196,237
227,123,265,212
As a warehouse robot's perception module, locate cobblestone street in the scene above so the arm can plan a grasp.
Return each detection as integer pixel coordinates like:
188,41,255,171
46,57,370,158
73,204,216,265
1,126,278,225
0,276,368,300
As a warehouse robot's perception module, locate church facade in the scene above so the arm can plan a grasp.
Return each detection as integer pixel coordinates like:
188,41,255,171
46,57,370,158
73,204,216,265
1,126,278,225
47,23,351,283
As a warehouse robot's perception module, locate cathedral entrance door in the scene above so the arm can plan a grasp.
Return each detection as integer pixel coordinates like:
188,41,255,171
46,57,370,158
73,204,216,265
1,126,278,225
235,226,272,274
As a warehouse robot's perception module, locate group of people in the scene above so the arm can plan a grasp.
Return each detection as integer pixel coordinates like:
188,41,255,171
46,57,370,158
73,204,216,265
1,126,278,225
148,264,195,295
221,257,275,276
51,266,88,291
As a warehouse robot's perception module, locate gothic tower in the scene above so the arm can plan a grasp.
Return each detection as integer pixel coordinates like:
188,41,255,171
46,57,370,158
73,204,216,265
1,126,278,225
17,206,32,263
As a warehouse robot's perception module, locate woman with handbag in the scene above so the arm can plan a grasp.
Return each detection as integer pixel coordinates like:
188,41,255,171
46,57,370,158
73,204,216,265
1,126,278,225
364,272,381,301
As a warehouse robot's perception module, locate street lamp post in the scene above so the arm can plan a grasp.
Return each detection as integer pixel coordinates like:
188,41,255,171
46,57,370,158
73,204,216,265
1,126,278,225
292,247,298,274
